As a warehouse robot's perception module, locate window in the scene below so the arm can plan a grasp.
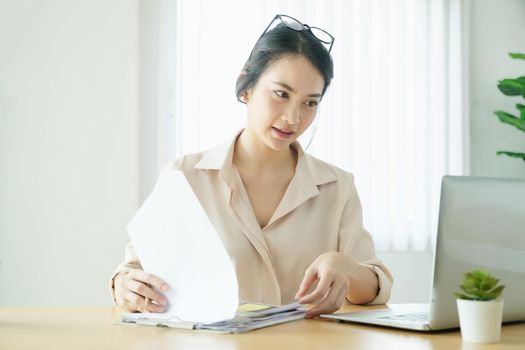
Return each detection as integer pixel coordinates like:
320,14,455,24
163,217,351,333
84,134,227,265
145,0,467,252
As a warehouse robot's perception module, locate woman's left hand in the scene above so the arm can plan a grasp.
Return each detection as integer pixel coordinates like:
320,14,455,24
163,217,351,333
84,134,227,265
295,252,356,318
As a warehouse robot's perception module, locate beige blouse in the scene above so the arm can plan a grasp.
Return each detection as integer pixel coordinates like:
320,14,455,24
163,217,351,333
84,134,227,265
111,131,393,306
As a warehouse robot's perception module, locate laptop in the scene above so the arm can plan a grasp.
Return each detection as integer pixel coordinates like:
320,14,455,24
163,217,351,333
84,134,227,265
321,175,525,331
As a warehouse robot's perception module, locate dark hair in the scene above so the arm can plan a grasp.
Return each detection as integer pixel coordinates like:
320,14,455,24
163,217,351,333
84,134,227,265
235,23,334,103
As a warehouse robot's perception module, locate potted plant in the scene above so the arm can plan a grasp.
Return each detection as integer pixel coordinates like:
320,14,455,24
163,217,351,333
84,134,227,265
455,269,505,343
494,52,525,162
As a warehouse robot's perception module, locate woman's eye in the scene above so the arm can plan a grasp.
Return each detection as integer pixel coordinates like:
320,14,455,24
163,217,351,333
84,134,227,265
274,90,289,98
306,100,318,107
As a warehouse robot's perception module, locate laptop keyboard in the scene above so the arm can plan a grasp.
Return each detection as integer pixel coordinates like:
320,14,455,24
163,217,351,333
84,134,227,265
379,312,429,322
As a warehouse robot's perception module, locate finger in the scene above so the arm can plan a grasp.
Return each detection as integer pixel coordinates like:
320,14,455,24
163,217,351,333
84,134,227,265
126,279,168,308
128,270,170,292
299,274,333,304
306,281,346,318
144,298,166,313
123,290,166,313
295,267,318,299
114,273,129,306
305,279,344,317
123,291,148,313
117,271,167,307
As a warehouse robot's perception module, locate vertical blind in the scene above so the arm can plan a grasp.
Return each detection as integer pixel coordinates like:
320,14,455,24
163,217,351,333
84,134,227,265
156,0,467,251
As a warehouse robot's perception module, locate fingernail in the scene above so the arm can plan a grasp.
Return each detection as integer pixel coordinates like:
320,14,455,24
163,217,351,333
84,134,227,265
161,284,169,291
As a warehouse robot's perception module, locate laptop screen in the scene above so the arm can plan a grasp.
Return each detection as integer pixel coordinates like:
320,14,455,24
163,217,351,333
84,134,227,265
430,176,525,329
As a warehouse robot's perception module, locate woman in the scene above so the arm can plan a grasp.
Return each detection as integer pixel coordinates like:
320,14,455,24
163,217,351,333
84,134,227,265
111,14,393,318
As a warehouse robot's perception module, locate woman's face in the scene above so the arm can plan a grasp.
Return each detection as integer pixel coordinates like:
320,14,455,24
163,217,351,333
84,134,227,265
243,54,325,152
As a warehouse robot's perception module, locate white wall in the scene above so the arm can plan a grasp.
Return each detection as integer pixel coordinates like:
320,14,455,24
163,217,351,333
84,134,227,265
0,0,139,306
378,252,433,303
469,0,525,179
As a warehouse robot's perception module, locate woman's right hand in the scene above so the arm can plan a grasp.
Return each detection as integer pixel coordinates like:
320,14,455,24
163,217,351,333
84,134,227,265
114,269,170,313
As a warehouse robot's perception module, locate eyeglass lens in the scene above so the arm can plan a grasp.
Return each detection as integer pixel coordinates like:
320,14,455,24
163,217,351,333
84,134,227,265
280,15,304,31
309,27,332,44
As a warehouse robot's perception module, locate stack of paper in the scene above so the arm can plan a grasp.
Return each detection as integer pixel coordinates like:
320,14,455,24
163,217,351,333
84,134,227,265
120,302,307,333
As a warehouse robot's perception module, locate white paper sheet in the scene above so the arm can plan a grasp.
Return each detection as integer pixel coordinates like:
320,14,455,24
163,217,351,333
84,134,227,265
127,168,239,324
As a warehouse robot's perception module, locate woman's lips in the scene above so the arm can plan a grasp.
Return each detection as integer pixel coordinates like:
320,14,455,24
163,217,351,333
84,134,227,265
272,126,295,139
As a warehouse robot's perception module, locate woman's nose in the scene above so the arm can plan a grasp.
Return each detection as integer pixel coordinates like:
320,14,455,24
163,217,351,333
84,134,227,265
281,105,300,125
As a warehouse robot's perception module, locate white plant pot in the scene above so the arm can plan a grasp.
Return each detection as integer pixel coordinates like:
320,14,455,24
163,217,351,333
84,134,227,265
457,299,504,343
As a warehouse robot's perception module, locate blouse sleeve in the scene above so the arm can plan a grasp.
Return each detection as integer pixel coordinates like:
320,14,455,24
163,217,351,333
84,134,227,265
338,172,393,305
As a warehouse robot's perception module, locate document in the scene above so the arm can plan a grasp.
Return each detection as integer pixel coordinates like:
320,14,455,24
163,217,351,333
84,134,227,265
122,166,306,332
126,168,238,324
120,301,307,333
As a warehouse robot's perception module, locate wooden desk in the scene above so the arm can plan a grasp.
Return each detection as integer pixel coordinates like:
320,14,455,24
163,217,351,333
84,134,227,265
1,305,523,349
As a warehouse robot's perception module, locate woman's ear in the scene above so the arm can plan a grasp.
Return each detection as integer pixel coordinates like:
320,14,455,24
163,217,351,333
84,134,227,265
239,92,249,103
237,70,249,103
238,70,247,79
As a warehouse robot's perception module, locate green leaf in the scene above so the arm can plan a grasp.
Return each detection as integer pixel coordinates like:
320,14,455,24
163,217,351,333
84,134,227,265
498,79,524,96
517,103,525,111
460,285,475,296
509,52,525,60
488,285,505,299
456,269,505,301
521,107,525,121
495,110,525,132
497,151,525,161
518,77,525,98
478,289,496,300
482,276,498,290
517,76,525,84
480,281,492,291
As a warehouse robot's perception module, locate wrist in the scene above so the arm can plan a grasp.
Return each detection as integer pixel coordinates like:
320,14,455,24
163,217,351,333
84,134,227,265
346,261,379,304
